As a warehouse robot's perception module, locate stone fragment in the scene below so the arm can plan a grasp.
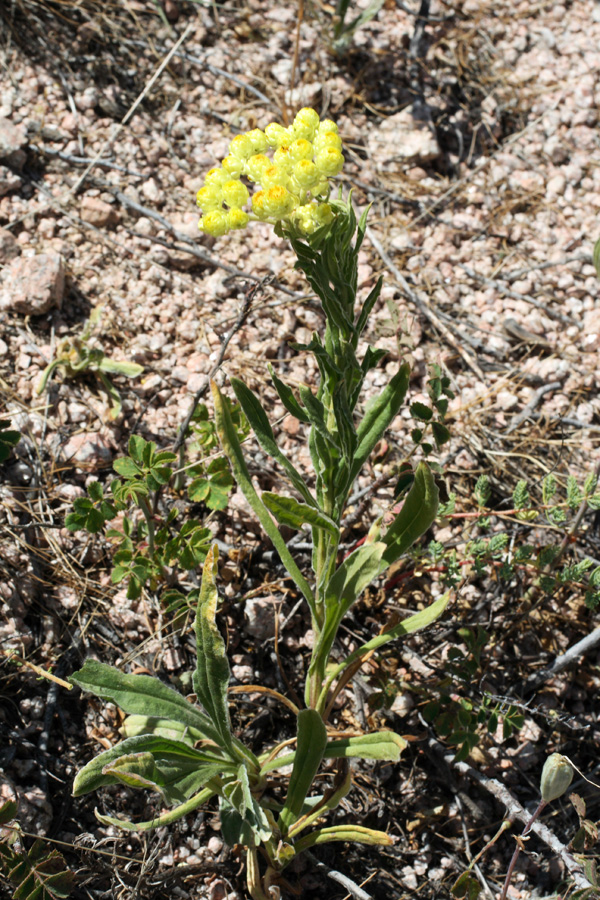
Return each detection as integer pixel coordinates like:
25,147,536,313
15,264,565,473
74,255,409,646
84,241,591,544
0,165,22,196
0,117,27,168
80,196,119,227
368,105,441,169
62,432,113,468
0,226,19,264
244,596,277,640
0,253,65,315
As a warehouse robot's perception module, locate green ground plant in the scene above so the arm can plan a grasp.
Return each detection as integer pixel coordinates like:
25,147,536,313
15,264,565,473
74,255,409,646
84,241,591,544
0,800,72,900
67,108,450,899
37,307,143,420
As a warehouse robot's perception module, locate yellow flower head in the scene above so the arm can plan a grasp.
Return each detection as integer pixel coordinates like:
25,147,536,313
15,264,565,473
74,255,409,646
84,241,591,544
195,109,344,237
222,179,249,209
227,208,250,230
263,185,296,219
292,107,320,141
196,185,223,211
199,209,229,237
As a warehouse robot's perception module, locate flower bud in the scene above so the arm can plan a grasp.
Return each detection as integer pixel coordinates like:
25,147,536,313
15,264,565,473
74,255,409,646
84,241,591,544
315,148,344,177
289,138,314,162
222,179,249,209
227,208,249,230
246,128,268,153
265,123,291,148
312,202,333,227
196,185,223,211
273,146,293,172
228,134,254,160
540,753,574,802
318,119,339,135
292,107,320,141
261,164,290,188
246,153,271,182
204,167,229,187
292,159,320,190
263,185,296,218
251,190,269,219
313,131,343,154
199,210,229,237
222,155,244,177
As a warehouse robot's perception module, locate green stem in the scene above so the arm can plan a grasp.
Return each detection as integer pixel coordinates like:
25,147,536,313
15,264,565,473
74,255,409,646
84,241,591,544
137,496,155,557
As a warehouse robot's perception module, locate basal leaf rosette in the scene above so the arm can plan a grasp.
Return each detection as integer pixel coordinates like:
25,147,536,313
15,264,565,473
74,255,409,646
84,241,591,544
196,108,344,238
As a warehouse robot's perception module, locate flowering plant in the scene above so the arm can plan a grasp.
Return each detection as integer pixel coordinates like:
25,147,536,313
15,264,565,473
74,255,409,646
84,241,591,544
68,110,450,899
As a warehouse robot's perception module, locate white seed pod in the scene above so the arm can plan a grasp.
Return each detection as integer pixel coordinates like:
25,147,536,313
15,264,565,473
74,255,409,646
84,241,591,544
540,753,574,802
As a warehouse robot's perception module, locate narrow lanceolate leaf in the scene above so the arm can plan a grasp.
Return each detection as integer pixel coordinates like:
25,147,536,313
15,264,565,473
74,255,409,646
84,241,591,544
350,362,410,482
230,377,316,507
95,785,216,832
309,543,386,684
72,734,232,797
324,731,407,762
593,237,600,279
380,462,439,569
321,591,451,703
298,384,341,452
278,709,328,834
293,823,392,854
120,715,205,745
193,545,234,755
262,492,339,538
262,731,406,773
268,364,310,424
212,381,316,619
69,659,225,750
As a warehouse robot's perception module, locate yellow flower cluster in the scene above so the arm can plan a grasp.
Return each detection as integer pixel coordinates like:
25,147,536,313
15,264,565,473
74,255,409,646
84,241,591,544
196,108,344,237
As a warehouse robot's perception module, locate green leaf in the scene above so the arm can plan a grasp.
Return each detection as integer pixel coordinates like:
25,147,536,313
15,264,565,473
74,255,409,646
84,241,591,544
432,421,451,447
220,790,272,849
381,462,439,569
0,799,17,831
119,715,205,745
98,359,144,378
113,457,142,478
593,237,600,279
193,545,235,756
262,731,406,773
267,364,310,424
69,659,226,750
298,383,340,451
230,377,316,506
212,381,316,619
95,786,216,833
293,823,391,854
310,543,386,694
0,420,21,463
451,871,481,899
350,363,410,482
410,401,433,421
324,730,406,761
278,709,327,834
72,734,230,799
320,591,451,709
262,492,339,538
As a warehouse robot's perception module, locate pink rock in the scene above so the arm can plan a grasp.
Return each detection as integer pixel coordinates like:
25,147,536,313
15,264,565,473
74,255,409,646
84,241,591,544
0,253,65,315
62,432,113,468
0,165,22,196
0,117,27,168
80,196,119,227
0,226,19,264
367,105,441,169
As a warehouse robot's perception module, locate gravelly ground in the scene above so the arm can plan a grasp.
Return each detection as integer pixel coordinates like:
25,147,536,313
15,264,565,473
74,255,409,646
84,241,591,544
1,1,600,898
